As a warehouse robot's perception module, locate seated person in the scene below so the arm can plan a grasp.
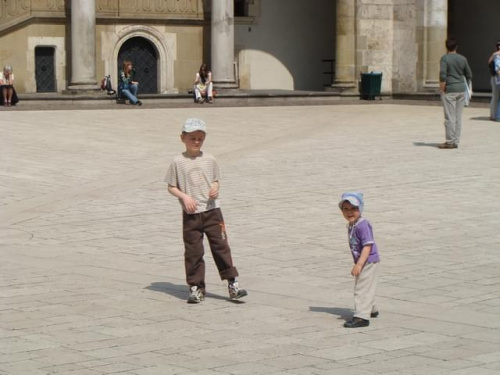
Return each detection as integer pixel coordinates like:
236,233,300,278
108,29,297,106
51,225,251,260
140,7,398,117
118,60,142,106
194,63,214,104
0,65,19,106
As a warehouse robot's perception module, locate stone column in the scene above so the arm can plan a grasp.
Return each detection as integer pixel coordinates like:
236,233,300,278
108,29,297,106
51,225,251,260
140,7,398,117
211,0,237,88
417,0,447,90
330,0,356,93
67,0,99,91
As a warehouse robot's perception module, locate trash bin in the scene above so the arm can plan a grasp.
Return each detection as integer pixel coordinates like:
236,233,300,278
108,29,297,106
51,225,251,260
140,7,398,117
360,72,383,100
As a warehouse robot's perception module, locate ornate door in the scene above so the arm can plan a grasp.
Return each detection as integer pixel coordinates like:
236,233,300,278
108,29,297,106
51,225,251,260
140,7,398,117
35,47,56,92
118,37,158,94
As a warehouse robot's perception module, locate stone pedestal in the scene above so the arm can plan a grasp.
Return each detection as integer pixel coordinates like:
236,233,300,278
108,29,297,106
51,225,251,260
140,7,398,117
67,0,99,91
211,0,238,89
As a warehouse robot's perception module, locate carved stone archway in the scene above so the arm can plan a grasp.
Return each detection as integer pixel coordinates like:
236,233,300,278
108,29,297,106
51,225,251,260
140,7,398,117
102,25,177,93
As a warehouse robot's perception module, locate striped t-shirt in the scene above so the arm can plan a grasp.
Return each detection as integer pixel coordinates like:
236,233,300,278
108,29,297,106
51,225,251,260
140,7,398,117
165,151,220,214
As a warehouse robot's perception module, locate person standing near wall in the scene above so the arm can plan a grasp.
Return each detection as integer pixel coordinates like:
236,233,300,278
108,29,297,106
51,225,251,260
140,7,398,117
438,39,472,149
488,40,500,121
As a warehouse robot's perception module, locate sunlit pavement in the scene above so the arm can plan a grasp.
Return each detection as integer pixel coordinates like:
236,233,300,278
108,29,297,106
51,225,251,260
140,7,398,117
1,103,499,374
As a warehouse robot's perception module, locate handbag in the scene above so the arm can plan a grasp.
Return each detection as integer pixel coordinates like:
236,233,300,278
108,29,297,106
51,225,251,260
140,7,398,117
196,83,207,95
463,77,472,107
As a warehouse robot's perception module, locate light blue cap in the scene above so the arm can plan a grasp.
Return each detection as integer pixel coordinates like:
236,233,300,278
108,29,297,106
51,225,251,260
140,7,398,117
338,192,364,212
183,118,206,133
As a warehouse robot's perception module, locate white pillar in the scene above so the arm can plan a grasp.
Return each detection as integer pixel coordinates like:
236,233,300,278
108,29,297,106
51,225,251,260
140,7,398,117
331,0,356,93
417,0,447,90
211,0,237,88
68,0,99,90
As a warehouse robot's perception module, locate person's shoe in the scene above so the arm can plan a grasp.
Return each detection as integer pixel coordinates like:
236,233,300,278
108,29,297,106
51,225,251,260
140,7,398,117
438,142,457,149
199,98,205,104
344,317,370,328
187,286,204,304
370,311,379,318
207,97,213,104
136,100,143,106
228,281,247,300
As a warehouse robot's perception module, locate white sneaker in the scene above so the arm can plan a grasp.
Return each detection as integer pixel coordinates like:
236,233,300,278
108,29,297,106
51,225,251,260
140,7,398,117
228,281,248,300
187,286,204,304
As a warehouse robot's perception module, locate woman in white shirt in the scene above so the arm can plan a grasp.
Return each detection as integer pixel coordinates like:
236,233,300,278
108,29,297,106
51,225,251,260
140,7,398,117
194,63,214,104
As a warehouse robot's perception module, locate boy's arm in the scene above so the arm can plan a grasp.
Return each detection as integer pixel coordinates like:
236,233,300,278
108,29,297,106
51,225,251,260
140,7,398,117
351,245,372,277
167,185,197,213
208,181,219,199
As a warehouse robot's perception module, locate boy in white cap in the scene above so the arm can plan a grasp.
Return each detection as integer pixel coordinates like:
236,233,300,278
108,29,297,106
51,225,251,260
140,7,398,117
339,192,380,328
165,118,247,303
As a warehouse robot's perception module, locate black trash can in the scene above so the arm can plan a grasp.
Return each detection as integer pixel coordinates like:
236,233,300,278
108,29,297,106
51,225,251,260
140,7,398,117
360,72,383,100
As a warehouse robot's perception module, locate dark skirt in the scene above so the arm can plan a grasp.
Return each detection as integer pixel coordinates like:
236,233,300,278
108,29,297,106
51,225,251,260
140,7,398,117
0,85,19,105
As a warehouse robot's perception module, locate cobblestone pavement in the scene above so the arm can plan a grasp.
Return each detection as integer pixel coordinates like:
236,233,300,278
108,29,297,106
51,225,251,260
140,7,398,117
1,103,500,374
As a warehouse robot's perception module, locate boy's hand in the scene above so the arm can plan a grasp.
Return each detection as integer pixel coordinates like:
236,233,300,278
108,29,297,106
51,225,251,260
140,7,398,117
351,264,363,277
209,182,219,199
351,245,371,277
182,195,197,213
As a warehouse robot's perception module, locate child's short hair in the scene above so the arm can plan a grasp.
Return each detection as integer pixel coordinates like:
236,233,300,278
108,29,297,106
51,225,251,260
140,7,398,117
183,118,206,133
338,192,364,213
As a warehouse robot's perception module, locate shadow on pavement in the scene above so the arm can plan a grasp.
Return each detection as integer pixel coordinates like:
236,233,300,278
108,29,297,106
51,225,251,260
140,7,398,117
146,281,238,302
309,306,352,320
470,116,494,121
413,141,441,148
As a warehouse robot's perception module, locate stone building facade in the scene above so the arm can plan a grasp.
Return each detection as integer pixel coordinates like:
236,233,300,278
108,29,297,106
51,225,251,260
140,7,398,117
0,0,497,95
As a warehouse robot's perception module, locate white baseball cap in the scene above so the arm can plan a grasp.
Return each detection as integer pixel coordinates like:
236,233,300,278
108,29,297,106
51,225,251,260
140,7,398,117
183,118,206,133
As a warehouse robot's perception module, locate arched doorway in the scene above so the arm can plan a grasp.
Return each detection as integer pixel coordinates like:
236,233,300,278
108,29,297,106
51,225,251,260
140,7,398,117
118,37,158,94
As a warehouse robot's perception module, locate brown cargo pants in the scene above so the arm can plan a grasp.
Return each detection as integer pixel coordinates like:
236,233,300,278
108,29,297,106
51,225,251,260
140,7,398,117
182,208,239,292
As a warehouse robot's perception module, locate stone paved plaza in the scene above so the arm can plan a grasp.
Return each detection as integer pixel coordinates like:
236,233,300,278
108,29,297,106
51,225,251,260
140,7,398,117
1,102,500,374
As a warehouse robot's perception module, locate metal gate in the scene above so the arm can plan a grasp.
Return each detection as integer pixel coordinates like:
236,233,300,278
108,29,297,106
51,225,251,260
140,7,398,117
35,47,56,92
118,37,158,94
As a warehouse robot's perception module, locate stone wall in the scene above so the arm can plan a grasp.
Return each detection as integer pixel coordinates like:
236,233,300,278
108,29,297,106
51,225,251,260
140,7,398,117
96,0,203,19
1,23,67,94
0,0,205,94
356,0,394,93
235,0,335,91
97,24,203,94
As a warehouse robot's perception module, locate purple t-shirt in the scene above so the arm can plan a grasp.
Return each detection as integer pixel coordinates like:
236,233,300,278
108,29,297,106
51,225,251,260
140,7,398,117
347,218,380,263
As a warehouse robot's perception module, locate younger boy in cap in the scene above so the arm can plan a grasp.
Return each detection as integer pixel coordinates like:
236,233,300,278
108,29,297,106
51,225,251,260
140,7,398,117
165,118,247,303
339,192,380,328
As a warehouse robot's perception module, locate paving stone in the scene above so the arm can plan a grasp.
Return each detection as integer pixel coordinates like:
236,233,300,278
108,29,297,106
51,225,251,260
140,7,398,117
1,102,499,374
